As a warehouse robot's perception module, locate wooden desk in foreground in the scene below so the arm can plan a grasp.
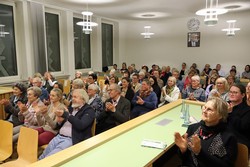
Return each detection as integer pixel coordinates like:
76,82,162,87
29,100,204,167
0,87,13,120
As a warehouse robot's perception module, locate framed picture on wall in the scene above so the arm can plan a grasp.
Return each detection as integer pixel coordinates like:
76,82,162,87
187,32,200,47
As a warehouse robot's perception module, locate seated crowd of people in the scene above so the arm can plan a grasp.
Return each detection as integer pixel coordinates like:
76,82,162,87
0,62,250,166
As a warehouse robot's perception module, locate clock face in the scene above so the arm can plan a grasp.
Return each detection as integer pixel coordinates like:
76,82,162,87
187,18,200,31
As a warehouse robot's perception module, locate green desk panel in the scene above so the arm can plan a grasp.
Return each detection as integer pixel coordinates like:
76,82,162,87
61,104,202,167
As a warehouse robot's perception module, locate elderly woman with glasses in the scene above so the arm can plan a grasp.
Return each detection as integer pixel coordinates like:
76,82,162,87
174,97,237,167
13,86,45,142
227,83,250,149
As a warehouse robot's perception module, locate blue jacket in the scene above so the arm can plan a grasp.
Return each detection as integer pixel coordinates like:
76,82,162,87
131,91,158,117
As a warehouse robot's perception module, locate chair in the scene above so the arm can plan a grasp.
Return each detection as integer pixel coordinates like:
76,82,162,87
1,127,38,167
63,79,71,95
0,120,13,163
98,79,105,92
91,119,96,137
234,143,248,167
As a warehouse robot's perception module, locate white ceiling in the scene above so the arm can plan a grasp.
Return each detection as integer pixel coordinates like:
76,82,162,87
37,0,250,21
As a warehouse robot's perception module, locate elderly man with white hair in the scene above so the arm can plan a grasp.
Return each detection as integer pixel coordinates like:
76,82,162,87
96,83,130,134
39,89,95,159
182,75,206,102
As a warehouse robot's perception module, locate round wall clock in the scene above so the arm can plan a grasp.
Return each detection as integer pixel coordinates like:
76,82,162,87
187,18,200,31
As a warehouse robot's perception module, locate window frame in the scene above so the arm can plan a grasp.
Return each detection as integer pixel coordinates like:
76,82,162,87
73,13,92,72
101,20,114,68
44,7,64,75
0,1,21,83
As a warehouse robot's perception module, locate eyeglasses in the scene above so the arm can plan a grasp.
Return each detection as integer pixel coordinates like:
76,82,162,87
107,89,115,92
229,91,239,95
202,105,215,113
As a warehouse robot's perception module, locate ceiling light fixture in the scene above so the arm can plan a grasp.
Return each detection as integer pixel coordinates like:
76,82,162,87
0,24,9,37
196,0,228,26
140,26,154,39
76,2,98,34
222,20,240,37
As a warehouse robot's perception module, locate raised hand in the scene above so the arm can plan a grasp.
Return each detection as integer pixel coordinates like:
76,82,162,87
0,99,10,106
136,96,144,105
188,134,201,155
105,102,115,112
55,109,64,117
174,132,188,153
17,101,28,113
56,116,64,123
39,105,48,114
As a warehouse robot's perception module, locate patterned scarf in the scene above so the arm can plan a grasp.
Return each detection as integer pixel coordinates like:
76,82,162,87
166,85,174,95
139,88,152,98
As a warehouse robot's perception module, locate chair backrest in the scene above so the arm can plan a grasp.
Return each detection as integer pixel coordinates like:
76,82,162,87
0,120,13,161
235,143,249,167
98,79,105,92
63,79,71,95
91,119,96,137
17,127,38,163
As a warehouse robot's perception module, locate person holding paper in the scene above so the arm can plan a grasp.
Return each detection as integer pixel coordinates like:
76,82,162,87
174,97,237,167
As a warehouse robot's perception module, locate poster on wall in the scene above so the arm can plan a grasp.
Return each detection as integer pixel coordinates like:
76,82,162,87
187,32,200,47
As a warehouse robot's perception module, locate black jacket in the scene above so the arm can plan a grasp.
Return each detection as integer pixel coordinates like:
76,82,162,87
58,104,95,145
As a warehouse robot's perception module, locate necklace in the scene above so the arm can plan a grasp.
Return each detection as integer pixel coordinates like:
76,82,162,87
199,128,213,140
